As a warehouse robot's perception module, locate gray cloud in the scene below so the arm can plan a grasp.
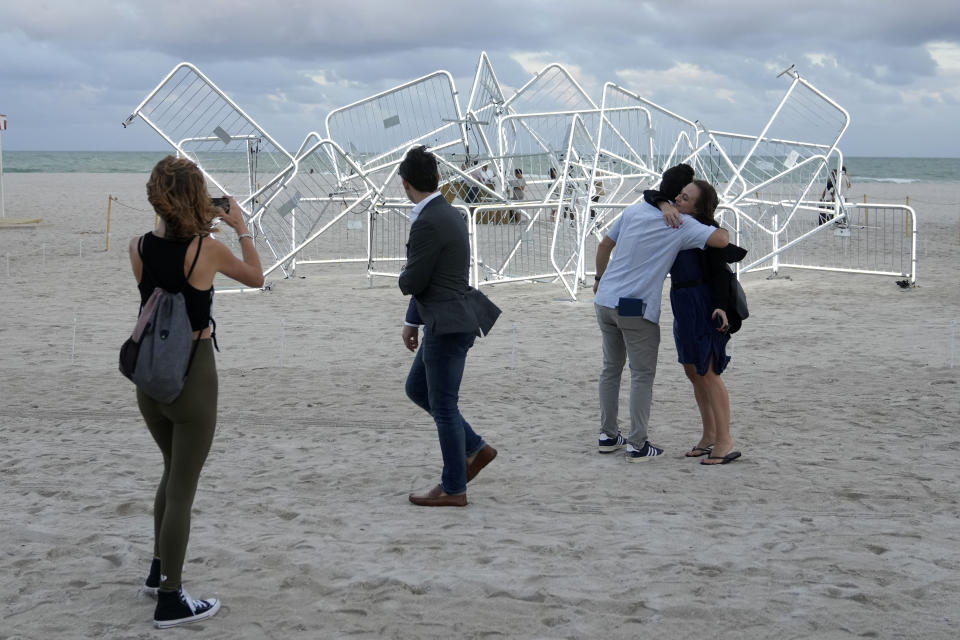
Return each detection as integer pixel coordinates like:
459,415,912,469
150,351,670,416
0,0,957,154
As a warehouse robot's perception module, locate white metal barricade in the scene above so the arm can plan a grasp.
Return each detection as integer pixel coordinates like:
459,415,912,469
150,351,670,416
124,57,918,296
324,71,468,185
599,83,701,179
122,62,295,218
253,138,381,278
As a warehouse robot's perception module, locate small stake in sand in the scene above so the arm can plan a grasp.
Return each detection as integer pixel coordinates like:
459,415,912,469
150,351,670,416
106,195,114,251
905,196,910,237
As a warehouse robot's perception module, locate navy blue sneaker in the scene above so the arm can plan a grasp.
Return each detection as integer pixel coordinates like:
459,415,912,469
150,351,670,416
154,587,220,628
625,441,664,462
143,558,163,597
598,433,626,453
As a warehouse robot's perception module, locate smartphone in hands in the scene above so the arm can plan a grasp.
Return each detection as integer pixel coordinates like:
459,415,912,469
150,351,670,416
210,197,230,228
714,310,728,333
211,197,230,213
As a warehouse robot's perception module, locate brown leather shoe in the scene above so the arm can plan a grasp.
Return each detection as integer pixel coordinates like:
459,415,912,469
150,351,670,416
409,485,467,507
466,444,497,482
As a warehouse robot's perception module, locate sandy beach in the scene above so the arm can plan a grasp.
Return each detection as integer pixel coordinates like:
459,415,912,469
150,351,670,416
1,172,958,639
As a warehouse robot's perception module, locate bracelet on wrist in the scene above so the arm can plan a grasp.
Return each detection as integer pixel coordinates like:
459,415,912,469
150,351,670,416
237,233,253,241
594,275,602,281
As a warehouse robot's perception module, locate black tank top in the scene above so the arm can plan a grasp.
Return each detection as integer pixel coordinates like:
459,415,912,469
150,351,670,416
137,233,214,332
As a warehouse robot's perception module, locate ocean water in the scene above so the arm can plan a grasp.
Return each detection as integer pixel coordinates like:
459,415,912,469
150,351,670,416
2,151,170,174
2,151,959,183
843,157,960,184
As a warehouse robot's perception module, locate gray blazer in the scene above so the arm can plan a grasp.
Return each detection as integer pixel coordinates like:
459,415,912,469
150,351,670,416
399,195,500,336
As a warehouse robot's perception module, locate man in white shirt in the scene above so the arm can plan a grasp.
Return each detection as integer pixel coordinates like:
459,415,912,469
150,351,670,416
479,163,494,189
593,167,729,461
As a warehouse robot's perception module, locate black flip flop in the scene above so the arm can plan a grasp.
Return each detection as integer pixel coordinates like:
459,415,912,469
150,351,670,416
685,446,713,458
700,451,742,465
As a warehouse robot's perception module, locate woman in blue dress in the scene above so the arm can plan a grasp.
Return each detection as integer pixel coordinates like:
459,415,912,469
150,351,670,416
667,180,744,465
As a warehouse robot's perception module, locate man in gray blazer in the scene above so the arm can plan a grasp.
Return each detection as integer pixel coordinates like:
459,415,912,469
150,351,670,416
398,146,499,507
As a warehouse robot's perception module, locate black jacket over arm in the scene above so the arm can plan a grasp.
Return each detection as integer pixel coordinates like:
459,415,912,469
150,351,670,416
399,196,500,336
704,245,748,305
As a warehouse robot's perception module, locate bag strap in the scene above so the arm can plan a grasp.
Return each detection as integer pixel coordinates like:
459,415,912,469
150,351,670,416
183,235,203,286
180,235,208,375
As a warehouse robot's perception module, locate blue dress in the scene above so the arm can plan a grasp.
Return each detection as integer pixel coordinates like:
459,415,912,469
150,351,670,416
669,248,730,376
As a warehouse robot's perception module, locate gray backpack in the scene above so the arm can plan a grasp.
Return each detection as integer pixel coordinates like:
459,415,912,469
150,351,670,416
119,236,202,403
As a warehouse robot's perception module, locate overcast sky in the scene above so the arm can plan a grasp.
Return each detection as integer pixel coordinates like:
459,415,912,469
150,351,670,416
1,0,958,156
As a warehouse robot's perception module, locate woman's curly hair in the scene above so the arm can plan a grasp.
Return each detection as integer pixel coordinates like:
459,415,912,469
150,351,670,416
146,156,220,238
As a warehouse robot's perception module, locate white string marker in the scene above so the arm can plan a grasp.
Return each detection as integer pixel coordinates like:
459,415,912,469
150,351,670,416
951,319,957,368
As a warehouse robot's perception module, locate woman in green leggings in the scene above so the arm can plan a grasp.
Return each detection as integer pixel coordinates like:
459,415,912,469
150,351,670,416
130,156,263,629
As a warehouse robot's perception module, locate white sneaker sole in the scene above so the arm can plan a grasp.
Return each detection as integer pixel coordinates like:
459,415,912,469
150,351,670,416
598,445,625,453
625,453,661,462
154,599,221,629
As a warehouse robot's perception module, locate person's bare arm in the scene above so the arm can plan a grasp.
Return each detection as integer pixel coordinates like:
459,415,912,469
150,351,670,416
657,201,682,228
217,196,264,288
129,236,143,283
705,227,730,248
643,189,682,227
593,235,616,293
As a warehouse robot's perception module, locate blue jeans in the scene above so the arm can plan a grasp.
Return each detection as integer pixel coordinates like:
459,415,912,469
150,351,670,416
405,328,484,495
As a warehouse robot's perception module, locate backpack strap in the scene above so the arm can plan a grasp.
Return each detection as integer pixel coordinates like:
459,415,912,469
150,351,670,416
182,235,203,288
136,233,153,282
180,235,208,376
173,234,204,294
209,316,219,352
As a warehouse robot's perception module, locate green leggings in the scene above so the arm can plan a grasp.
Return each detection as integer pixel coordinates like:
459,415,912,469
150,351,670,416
137,339,218,590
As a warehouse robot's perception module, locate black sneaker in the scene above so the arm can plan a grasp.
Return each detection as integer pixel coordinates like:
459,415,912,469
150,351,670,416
598,433,626,453
154,586,220,629
625,441,663,462
143,558,163,597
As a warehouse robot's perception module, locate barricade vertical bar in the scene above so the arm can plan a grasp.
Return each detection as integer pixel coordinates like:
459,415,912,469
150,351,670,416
772,215,779,275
